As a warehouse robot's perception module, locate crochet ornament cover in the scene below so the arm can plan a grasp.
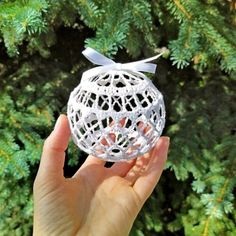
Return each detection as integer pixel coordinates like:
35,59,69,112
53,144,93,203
67,48,165,162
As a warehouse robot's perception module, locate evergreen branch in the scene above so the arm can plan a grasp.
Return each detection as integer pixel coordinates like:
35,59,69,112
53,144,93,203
184,26,192,48
173,0,192,19
74,0,103,28
0,149,10,162
167,0,236,71
201,178,230,236
9,113,40,148
21,129,41,150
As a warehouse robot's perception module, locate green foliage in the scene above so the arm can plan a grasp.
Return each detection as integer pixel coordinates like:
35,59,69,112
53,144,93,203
0,0,48,56
0,178,33,236
166,0,236,72
165,75,236,235
0,0,236,235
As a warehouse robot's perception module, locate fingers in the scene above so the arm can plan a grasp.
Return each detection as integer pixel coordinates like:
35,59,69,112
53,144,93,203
81,155,106,169
38,115,71,178
124,153,151,184
72,155,106,178
130,137,169,203
109,159,136,177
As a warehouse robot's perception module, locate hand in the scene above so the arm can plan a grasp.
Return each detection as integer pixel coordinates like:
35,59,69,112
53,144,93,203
33,115,169,236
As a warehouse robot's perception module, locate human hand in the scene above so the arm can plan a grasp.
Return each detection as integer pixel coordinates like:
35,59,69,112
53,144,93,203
33,115,169,236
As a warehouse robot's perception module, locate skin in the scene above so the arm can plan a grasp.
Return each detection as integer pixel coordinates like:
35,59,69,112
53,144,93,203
33,115,170,236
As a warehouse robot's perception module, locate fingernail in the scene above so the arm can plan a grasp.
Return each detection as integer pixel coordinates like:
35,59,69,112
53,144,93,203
154,137,170,160
54,115,62,130
163,136,170,146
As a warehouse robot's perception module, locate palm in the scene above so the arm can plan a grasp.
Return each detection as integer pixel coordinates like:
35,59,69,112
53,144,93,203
33,115,169,236
67,168,140,235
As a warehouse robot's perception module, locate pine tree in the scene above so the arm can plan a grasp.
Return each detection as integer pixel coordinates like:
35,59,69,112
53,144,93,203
0,0,235,235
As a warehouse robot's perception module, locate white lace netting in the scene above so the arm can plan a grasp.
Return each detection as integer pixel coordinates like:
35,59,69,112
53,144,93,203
67,70,165,162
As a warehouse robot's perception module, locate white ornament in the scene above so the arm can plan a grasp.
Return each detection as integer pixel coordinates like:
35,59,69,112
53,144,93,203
67,48,165,162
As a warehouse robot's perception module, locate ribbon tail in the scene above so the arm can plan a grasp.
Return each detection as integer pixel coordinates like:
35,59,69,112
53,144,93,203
123,52,163,73
131,63,157,73
82,47,115,66
136,52,164,64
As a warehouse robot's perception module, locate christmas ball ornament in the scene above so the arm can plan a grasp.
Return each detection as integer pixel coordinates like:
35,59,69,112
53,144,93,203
67,48,165,162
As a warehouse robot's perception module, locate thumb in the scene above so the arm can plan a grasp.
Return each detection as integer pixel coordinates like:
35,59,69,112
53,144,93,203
37,114,71,178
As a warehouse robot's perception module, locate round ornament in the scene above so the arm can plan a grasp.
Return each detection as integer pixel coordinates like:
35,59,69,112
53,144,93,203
67,48,165,162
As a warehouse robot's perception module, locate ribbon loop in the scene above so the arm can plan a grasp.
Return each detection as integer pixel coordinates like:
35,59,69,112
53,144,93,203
82,47,115,66
82,47,163,78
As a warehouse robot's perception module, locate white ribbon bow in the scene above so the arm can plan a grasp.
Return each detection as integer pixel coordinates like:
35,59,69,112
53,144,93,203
82,47,163,78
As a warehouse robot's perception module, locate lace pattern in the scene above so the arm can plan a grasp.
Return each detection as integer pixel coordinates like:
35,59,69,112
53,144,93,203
67,70,165,161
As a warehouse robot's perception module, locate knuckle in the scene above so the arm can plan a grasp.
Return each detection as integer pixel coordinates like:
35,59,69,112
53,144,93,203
42,137,51,152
